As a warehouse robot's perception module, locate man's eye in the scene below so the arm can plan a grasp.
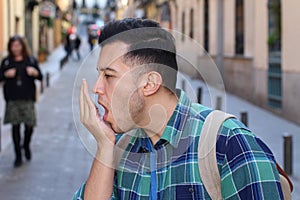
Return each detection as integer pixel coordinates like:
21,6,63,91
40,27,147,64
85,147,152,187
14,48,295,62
104,74,113,78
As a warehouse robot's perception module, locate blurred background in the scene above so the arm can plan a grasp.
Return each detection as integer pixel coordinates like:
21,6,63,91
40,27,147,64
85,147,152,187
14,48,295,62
0,0,299,199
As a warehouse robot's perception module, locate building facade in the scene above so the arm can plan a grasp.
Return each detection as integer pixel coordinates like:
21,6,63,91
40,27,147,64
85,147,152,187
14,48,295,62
0,0,67,62
0,0,42,59
0,0,26,59
0,0,4,60
116,0,169,26
169,0,300,124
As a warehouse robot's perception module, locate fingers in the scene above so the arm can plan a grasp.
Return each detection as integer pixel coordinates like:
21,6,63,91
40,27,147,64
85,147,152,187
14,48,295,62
82,79,91,113
26,66,38,77
80,79,98,123
80,79,92,122
79,80,85,122
83,79,96,109
79,79,116,145
4,68,16,78
25,68,31,76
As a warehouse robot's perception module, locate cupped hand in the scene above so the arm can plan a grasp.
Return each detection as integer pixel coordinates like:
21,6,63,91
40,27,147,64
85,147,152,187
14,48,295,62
26,66,39,77
4,68,16,78
80,79,116,148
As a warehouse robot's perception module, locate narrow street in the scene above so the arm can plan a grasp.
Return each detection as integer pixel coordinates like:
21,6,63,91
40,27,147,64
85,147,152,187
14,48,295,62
0,32,94,199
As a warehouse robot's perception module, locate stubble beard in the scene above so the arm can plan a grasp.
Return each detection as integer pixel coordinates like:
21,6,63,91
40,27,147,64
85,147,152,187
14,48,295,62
111,89,145,133
129,89,145,128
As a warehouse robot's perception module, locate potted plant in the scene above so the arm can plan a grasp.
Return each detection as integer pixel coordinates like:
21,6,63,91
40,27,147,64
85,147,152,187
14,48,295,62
38,47,48,62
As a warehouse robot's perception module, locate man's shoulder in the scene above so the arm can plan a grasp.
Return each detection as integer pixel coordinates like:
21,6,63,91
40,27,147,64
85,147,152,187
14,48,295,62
219,116,252,138
186,105,252,138
189,103,210,119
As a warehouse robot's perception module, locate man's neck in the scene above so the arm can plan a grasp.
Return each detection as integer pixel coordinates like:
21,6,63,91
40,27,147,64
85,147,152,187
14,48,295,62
142,91,178,145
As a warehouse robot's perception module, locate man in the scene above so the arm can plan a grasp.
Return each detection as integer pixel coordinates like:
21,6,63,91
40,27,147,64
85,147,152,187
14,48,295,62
74,18,283,199
88,24,101,51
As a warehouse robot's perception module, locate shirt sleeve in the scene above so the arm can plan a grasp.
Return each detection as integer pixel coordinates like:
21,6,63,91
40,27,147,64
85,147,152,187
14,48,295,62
0,58,9,81
29,56,43,81
72,182,116,200
218,125,284,199
72,183,86,200
0,65,3,81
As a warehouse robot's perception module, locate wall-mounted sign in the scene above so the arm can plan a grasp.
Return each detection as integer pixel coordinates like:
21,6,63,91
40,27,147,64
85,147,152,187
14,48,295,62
39,1,56,18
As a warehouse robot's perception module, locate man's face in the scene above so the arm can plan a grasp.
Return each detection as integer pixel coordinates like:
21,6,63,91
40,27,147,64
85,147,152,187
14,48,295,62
93,41,145,133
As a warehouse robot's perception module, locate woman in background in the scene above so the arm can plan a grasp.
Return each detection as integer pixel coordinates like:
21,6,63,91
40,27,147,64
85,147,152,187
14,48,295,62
0,35,43,167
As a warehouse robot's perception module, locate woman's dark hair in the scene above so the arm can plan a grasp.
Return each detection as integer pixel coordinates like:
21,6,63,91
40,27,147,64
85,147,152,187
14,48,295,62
7,35,31,60
98,18,178,92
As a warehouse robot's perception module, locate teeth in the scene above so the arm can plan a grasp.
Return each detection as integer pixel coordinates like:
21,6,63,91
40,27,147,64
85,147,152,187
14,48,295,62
98,105,105,116
93,94,105,116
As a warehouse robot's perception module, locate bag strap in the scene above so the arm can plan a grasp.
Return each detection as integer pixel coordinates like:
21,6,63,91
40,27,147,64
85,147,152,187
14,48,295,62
276,163,293,192
198,110,235,199
198,110,293,199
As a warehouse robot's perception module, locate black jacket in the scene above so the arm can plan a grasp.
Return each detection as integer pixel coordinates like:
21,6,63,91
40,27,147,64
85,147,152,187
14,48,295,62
0,56,43,102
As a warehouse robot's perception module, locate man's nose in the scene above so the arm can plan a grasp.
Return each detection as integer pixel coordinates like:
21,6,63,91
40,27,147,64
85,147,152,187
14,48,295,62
92,75,104,95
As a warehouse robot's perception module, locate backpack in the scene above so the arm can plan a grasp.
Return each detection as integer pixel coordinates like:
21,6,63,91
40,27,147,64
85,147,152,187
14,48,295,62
198,110,293,200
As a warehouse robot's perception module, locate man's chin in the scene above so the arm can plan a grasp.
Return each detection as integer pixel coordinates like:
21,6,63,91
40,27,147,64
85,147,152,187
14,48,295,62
112,123,134,134
110,123,124,133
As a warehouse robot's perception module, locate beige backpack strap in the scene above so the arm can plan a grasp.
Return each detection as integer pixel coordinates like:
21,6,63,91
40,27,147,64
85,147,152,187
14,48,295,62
198,110,235,200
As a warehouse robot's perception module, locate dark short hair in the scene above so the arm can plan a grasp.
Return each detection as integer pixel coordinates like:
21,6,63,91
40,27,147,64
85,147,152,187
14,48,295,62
98,18,178,92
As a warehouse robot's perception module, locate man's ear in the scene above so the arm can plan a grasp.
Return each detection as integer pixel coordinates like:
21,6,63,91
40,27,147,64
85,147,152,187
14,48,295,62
141,72,162,96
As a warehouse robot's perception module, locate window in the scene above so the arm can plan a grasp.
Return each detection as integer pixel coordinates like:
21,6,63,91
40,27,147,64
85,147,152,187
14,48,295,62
268,0,281,52
15,17,20,34
161,2,170,22
204,0,209,52
268,62,282,108
235,0,244,55
268,0,282,109
182,12,185,41
190,9,194,39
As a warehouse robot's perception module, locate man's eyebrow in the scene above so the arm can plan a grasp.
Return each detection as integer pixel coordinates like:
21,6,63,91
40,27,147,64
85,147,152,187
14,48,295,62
97,67,117,72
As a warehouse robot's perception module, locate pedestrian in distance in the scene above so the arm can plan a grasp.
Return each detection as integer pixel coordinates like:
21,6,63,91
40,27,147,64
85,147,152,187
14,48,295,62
62,26,81,64
73,18,285,199
0,35,43,167
73,34,82,61
64,27,74,58
61,29,72,67
87,24,100,51
65,32,82,61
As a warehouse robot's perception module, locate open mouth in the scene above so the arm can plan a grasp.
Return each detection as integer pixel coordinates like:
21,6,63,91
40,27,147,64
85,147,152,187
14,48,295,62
93,94,110,122
103,106,109,122
97,100,109,122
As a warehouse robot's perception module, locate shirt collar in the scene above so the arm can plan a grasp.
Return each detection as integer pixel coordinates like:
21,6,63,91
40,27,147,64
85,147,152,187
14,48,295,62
160,89,191,148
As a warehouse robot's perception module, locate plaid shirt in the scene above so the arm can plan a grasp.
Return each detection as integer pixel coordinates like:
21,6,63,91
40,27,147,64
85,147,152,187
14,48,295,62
73,90,283,200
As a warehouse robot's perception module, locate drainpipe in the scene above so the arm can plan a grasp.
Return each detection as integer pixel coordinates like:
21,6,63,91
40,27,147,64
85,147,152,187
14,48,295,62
216,0,224,75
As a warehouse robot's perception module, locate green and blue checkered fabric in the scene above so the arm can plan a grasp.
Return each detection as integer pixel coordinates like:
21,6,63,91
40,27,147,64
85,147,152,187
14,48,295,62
73,90,283,200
